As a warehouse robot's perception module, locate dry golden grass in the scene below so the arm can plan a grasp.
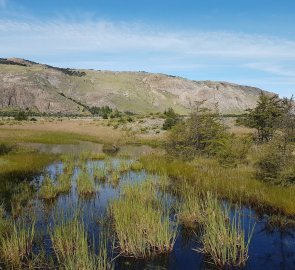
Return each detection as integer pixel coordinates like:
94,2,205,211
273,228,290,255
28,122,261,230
0,118,165,145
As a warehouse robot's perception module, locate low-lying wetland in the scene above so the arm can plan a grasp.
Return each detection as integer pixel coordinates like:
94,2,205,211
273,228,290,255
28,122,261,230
0,145,294,269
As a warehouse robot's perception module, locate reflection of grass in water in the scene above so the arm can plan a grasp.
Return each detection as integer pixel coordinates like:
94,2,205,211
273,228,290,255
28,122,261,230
0,221,35,268
110,180,178,258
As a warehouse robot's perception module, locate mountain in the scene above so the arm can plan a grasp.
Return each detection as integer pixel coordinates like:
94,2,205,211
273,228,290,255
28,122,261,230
0,58,274,115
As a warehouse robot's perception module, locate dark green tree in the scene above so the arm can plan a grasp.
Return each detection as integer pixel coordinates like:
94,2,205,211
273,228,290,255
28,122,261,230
240,93,290,142
162,107,179,130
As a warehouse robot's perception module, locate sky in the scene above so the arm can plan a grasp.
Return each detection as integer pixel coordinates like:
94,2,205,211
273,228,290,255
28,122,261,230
0,0,294,97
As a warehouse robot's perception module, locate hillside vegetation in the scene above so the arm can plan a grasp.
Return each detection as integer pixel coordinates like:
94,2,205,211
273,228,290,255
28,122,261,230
0,58,274,115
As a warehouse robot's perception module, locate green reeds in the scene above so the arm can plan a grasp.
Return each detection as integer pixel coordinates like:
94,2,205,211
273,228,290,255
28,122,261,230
77,172,96,196
80,151,107,161
0,204,11,237
50,218,112,270
93,165,107,182
110,180,178,258
39,176,58,200
197,194,254,268
118,160,130,173
0,221,35,268
56,173,72,194
108,171,120,187
130,161,143,171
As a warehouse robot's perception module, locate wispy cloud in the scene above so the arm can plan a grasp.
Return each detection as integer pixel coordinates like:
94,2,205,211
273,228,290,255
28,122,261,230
0,19,294,96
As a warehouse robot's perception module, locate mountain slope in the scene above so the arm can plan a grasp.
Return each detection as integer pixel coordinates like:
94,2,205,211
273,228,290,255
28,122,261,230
0,58,274,115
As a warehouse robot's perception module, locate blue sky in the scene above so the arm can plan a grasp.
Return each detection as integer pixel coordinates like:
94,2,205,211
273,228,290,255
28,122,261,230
0,0,294,97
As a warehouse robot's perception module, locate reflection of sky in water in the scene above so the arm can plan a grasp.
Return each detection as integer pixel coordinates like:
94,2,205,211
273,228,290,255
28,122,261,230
12,159,295,269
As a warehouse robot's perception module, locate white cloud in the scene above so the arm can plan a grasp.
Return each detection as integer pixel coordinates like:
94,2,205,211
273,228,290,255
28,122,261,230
1,20,295,59
0,19,294,96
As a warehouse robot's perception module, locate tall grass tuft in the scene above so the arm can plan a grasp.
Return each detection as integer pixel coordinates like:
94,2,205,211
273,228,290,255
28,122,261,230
93,165,107,182
108,171,120,187
197,194,254,267
76,172,96,197
50,218,112,269
130,161,143,171
39,176,58,200
56,173,72,194
0,221,35,268
110,180,178,258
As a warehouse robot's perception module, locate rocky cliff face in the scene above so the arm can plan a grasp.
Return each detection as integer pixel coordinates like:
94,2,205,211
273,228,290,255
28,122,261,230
0,58,274,115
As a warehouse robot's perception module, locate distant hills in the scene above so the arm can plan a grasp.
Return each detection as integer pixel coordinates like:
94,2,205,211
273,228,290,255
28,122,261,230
0,58,274,115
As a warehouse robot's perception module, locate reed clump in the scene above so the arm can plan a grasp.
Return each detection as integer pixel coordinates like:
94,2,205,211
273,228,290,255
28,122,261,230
76,172,96,196
56,173,72,194
50,218,112,269
93,165,107,182
110,180,178,258
108,171,120,187
130,161,143,171
0,222,35,268
39,176,58,200
197,194,254,268
118,160,130,173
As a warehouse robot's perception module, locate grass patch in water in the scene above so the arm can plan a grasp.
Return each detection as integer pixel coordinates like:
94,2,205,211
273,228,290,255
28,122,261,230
197,194,254,268
56,173,72,194
77,172,96,197
0,221,35,268
39,176,58,200
130,160,143,171
50,218,112,269
93,165,107,182
108,171,120,187
110,180,178,258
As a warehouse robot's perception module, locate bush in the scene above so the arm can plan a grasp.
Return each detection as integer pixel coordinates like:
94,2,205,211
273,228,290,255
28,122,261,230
14,111,28,121
167,109,228,159
256,135,295,185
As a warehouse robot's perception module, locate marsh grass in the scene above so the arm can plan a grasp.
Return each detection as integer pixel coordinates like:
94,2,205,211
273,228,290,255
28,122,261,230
130,161,143,171
118,160,130,173
56,173,72,194
0,204,11,237
0,151,55,176
50,217,113,270
110,180,178,258
140,154,295,216
200,197,254,267
93,165,107,182
39,176,58,200
108,171,121,187
80,151,107,161
76,172,96,196
0,221,35,268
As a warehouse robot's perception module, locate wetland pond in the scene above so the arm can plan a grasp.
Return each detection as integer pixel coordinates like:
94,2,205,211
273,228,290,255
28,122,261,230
0,143,295,269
